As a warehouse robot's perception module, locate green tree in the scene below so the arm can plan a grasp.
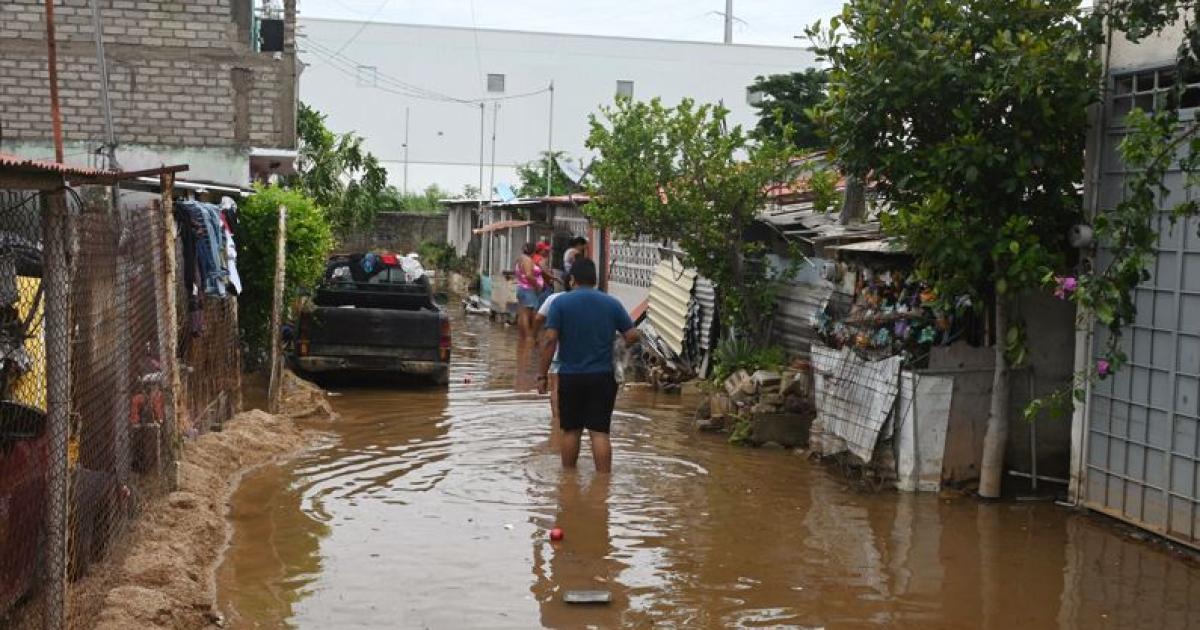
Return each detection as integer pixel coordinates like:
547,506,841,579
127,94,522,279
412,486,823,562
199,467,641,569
748,69,829,150
237,184,333,366
811,0,1097,497
292,102,391,237
516,151,577,197
586,97,794,340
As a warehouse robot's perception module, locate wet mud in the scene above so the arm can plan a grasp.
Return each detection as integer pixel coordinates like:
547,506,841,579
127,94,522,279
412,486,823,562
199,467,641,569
217,315,1200,629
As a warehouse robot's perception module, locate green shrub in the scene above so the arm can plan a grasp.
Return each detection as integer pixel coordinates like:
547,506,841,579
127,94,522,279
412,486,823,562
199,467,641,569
417,240,474,273
237,184,333,367
712,335,787,383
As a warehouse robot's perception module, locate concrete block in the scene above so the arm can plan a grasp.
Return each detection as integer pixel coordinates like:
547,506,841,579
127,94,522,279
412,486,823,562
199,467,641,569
749,412,812,448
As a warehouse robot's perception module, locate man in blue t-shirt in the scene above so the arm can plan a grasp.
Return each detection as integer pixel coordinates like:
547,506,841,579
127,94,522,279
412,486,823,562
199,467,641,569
538,258,638,472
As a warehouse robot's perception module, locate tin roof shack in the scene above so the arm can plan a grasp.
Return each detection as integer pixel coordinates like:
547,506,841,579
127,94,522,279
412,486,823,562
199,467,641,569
802,238,1075,495
452,195,597,319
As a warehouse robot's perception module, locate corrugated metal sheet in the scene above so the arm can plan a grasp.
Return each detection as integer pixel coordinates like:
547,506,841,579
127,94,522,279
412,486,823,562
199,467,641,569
695,277,717,351
647,258,696,357
773,279,834,359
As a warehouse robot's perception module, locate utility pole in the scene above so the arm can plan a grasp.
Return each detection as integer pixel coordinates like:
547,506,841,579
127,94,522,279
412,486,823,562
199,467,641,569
402,106,410,195
88,0,118,170
545,81,554,197
44,0,64,163
488,102,499,204
724,0,733,44
478,102,485,209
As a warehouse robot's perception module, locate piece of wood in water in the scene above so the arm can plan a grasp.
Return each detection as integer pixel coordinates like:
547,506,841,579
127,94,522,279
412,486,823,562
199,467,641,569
563,590,612,604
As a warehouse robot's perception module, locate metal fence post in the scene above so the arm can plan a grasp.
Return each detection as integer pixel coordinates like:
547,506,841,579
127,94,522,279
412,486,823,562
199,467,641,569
41,187,71,630
267,205,287,413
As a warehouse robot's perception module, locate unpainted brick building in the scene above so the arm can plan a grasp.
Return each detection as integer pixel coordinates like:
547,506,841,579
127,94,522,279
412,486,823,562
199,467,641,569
0,0,297,185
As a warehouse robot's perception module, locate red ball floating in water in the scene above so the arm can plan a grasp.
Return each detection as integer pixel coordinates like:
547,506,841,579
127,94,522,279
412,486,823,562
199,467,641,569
550,527,564,541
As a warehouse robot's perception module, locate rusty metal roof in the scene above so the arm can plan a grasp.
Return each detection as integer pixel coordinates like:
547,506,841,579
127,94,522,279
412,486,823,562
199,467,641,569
0,152,189,184
0,152,112,178
473,219,533,234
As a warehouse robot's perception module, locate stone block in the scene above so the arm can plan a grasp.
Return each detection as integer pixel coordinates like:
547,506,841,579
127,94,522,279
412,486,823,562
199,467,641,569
751,369,781,389
749,413,811,448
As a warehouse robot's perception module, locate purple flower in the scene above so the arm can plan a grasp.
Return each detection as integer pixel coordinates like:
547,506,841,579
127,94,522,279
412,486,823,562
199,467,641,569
1096,359,1111,377
1054,276,1078,300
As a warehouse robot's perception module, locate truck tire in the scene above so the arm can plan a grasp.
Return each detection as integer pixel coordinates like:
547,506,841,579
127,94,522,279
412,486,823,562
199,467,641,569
432,367,450,386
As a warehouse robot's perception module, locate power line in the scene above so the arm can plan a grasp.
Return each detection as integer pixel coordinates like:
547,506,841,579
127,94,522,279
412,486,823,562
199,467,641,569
300,37,552,105
333,0,393,55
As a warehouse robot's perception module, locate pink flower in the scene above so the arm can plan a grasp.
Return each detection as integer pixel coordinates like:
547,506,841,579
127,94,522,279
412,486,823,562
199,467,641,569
1096,359,1111,377
1054,276,1078,300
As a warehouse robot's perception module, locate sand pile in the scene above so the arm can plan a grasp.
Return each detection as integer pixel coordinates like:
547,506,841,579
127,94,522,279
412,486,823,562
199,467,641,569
92,374,328,629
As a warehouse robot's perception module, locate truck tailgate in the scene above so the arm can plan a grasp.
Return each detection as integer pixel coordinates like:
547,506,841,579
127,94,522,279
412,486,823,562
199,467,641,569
307,307,442,349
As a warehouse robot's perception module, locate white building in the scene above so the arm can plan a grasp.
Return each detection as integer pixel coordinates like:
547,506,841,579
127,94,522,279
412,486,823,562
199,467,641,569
298,19,816,194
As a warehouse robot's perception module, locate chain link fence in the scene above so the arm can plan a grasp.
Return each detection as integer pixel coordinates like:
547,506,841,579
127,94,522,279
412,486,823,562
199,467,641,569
0,182,243,629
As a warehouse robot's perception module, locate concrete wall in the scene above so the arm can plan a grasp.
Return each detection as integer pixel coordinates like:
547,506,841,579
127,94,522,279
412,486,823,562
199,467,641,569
340,212,448,254
299,19,816,193
0,0,297,184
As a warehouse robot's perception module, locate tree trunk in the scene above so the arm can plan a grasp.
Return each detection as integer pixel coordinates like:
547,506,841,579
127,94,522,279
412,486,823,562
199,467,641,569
979,291,1011,498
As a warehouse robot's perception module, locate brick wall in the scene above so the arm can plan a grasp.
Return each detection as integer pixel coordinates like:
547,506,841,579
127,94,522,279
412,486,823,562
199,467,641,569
0,0,296,152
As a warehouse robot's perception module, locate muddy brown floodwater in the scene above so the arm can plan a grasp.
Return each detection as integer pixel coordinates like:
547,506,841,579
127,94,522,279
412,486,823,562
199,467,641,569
217,314,1200,629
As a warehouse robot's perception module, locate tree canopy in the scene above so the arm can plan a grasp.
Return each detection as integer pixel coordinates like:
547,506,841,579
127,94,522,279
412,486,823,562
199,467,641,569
516,151,578,198
586,97,794,339
748,69,829,150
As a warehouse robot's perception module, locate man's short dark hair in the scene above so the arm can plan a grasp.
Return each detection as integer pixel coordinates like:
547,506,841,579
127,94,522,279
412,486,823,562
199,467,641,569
568,257,597,286
569,236,588,247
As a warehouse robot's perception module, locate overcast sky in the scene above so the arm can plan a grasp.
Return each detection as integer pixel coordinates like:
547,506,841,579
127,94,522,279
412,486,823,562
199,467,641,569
299,0,846,47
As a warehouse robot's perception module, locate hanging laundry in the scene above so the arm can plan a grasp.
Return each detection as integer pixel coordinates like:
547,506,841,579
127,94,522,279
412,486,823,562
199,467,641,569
220,197,243,295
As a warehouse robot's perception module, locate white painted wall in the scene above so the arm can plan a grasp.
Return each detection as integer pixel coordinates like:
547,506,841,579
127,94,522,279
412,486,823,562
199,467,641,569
298,19,816,195
4,140,251,186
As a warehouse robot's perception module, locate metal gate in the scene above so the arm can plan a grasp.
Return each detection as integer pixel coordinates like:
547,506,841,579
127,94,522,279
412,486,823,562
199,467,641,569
1084,65,1200,548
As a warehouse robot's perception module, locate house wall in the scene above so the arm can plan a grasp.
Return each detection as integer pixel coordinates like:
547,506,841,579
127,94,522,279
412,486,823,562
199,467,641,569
0,0,297,184
298,19,815,193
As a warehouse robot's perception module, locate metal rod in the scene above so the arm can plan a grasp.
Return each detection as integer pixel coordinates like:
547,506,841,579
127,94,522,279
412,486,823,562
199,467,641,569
41,188,71,630
403,106,410,195
1007,470,1070,485
44,0,65,163
88,0,118,169
478,102,485,210
546,81,554,196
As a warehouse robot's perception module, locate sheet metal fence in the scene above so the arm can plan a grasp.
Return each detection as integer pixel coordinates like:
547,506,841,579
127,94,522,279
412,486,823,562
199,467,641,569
0,185,242,629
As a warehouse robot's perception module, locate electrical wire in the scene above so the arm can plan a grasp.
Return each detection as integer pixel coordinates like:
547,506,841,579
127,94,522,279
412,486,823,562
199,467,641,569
467,0,486,99
301,37,552,105
332,0,393,55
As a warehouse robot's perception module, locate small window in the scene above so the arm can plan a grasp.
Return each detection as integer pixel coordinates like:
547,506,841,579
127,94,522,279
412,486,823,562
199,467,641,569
616,80,634,98
356,65,377,87
487,73,505,93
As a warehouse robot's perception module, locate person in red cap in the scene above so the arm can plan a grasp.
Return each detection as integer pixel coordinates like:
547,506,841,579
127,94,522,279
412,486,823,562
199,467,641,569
533,241,554,304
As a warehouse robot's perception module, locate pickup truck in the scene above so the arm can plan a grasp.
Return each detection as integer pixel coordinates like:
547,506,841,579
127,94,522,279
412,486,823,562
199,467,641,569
292,255,451,385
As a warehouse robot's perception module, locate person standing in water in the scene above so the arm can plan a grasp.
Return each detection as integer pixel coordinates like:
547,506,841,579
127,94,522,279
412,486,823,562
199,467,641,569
538,259,638,472
514,242,543,340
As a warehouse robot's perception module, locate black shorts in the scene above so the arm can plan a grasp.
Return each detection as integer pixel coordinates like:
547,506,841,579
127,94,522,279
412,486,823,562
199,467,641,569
557,372,618,433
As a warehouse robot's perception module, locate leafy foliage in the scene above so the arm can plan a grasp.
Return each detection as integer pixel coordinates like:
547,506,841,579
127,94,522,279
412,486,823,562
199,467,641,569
805,167,840,214
291,102,393,237
417,240,474,273
516,151,577,197
712,335,787,383
748,69,829,150
811,0,1095,306
237,184,333,365
376,184,450,215
585,96,795,339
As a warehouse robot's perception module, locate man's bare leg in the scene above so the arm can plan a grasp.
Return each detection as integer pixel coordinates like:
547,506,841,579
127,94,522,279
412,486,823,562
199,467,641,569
549,373,562,449
589,431,612,473
561,429,583,468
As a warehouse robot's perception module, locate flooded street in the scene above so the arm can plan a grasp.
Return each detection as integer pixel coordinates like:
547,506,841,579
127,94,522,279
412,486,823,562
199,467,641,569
217,315,1200,629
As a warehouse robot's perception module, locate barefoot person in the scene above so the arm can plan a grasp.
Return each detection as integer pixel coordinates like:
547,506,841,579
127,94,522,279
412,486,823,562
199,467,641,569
537,259,638,472
515,243,543,340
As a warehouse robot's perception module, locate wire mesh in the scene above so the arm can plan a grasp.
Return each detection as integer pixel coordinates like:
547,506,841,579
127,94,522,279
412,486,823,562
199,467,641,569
0,186,244,629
